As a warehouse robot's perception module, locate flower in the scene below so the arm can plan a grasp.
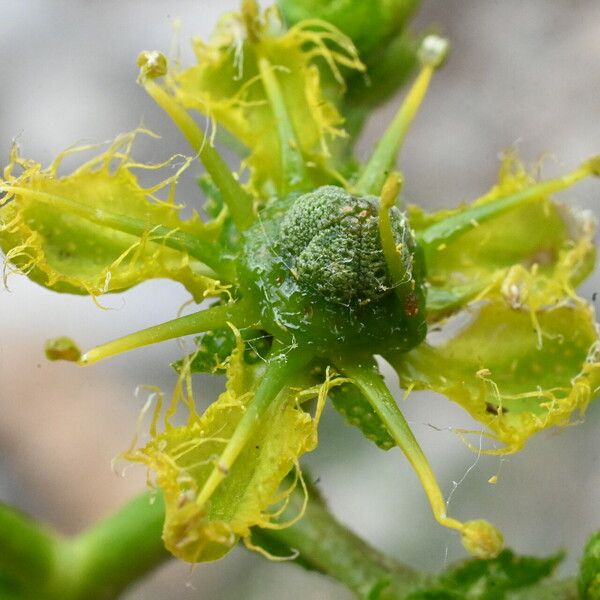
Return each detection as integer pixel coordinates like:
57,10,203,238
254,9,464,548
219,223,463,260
2,0,598,564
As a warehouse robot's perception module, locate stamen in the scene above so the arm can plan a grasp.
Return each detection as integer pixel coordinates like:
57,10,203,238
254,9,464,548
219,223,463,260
257,57,309,193
419,157,600,251
336,355,503,559
356,35,449,195
195,347,311,509
80,298,258,365
138,52,256,231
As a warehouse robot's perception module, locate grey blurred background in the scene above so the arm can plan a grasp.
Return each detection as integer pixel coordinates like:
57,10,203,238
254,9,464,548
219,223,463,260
1,1,599,598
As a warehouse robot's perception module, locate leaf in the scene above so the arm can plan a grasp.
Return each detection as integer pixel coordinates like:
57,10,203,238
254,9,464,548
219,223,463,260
164,7,363,196
172,325,272,374
405,549,563,600
0,130,224,301
580,530,600,599
330,382,395,450
126,337,328,562
391,297,600,452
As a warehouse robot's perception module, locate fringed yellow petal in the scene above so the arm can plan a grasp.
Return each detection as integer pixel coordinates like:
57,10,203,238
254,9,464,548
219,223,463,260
125,336,337,562
393,298,600,453
410,152,596,319
390,153,600,452
164,7,363,196
0,130,226,300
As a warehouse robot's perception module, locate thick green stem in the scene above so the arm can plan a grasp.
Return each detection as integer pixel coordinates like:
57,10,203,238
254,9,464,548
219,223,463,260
81,297,259,365
63,492,168,600
253,482,425,599
0,491,584,599
0,494,168,600
0,503,58,595
142,78,255,231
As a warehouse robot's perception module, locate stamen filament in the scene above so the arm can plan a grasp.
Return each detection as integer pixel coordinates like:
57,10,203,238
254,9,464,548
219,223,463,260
80,298,258,365
336,355,503,559
139,62,255,231
419,157,600,251
356,35,449,195
195,347,311,508
336,355,462,531
378,173,409,299
257,56,309,193
0,185,234,280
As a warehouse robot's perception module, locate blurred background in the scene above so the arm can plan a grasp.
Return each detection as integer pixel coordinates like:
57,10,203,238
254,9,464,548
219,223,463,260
1,1,599,598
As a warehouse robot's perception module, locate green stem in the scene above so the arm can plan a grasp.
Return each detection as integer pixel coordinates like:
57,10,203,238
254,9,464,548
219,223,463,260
0,503,57,595
63,492,168,600
253,481,425,599
1,185,234,280
143,79,255,231
80,297,259,365
0,490,583,599
0,494,168,600
257,56,309,193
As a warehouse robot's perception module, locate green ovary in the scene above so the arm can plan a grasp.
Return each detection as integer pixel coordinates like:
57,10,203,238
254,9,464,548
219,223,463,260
237,185,427,354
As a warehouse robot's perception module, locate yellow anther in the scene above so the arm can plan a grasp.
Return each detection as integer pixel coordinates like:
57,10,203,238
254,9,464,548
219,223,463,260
137,51,167,80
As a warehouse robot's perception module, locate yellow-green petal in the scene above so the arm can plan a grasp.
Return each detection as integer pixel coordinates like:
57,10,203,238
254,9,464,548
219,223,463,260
0,131,225,300
125,339,330,562
410,152,596,319
392,297,600,452
165,7,363,196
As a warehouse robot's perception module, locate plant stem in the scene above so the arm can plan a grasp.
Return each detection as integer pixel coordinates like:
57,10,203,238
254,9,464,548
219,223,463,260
253,482,426,599
0,503,57,595
80,297,259,365
62,492,168,600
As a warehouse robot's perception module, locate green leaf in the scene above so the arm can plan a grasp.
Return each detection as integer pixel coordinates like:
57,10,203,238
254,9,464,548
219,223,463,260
172,326,272,374
330,382,395,450
405,549,563,600
580,530,600,599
